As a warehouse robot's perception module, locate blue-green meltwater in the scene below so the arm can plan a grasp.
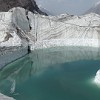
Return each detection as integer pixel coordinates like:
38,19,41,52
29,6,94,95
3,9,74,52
0,46,100,100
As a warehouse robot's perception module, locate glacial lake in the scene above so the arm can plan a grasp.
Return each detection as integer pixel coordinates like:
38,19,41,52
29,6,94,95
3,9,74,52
0,46,100,100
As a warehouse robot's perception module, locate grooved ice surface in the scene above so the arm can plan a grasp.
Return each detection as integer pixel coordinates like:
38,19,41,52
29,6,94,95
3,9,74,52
0,7,100,49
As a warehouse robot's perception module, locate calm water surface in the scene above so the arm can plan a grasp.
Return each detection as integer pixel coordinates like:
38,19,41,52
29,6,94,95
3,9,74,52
0,47,100,100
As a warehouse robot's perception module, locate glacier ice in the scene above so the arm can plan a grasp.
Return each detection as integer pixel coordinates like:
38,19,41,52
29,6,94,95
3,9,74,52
27,11,100,49
0,7,100,50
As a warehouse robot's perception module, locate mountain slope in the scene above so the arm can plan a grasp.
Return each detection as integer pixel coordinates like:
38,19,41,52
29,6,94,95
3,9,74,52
0,0,47,15
39,6,54,15
85,1,100,15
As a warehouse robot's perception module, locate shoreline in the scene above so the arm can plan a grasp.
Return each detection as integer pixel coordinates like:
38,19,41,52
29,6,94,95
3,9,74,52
0,93,15,100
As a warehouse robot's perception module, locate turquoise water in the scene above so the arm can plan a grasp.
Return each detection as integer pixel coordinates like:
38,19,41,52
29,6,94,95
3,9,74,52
0,47,100,100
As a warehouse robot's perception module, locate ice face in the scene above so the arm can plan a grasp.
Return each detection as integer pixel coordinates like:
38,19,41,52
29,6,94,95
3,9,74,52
94,69,100,85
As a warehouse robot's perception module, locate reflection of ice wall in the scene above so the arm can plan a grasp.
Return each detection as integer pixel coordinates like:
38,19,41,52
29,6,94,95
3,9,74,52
0,46,100,88
0,47,28,69
30,47,100,72
1,46,100,84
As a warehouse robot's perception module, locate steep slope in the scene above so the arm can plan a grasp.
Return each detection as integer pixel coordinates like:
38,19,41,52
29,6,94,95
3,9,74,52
39,6,54,15
0,0,47,15
85,1,100,15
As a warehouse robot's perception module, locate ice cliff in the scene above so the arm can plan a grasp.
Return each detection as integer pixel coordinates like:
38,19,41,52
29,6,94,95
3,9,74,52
0,7,100,50
30,13,100,49
0,46,100,85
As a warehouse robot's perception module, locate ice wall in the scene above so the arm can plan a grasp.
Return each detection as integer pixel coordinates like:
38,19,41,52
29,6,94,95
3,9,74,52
0,7,100,49
1,7,100,50
27,12,100,49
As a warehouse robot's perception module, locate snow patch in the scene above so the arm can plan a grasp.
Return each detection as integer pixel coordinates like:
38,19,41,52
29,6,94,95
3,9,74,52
0,93,15,100
94,69,100,85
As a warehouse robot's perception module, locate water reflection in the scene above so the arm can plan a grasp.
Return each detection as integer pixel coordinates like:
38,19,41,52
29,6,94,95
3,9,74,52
0,46,100,94
31,46,100,69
